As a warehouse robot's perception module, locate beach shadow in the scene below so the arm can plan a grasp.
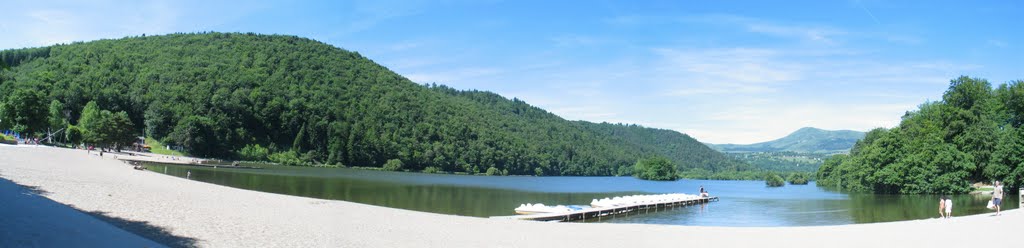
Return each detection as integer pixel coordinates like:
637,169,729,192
1,177,200,248
81,210,201,248
19,183,50,196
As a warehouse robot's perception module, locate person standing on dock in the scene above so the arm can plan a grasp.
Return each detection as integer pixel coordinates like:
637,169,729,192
992,181,1003,216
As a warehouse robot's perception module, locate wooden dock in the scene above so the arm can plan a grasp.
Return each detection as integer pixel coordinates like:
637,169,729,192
491,196,718,222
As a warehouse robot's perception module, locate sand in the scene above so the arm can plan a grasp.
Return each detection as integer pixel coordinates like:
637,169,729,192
1,145,1021,248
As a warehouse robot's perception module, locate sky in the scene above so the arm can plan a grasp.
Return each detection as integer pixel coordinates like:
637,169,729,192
2,0,1020,144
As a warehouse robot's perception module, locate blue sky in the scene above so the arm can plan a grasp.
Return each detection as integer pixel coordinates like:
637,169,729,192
2,0,1020,144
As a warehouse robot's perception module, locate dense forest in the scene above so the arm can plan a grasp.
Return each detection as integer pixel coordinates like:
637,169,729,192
817,76,1024,193
0,32,750,177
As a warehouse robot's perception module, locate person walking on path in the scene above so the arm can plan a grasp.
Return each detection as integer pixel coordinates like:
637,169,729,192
939,197,946,218
993,181,1003,216
944,196,952,218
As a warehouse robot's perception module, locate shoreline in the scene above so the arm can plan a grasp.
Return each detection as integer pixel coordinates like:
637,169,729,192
1,145,1021,247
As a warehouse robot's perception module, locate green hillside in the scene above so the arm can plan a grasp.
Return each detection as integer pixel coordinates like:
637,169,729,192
710,127,865,153
818,77,1024,193
0,32,747,177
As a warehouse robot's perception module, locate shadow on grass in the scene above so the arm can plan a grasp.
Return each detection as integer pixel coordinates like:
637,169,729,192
81,210,201,248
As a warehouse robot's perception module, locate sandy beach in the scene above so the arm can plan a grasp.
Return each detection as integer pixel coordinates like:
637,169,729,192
1,145,1020,248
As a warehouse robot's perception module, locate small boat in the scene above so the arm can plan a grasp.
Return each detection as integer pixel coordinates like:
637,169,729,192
514,203,582,215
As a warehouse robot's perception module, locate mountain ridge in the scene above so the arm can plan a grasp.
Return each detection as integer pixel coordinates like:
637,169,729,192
709,127,865,153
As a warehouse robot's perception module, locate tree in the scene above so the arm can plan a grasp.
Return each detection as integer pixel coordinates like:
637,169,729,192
168,115,220,157
65,125,83,147
633,157,679,181
78,101,102,145
143,102,173,139
108,111,137,150
2,89,47,135
765,173,785,187
0,102,8,130
47,100,67,132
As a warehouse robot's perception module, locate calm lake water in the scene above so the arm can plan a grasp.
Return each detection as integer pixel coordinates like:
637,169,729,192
145,163,1019,227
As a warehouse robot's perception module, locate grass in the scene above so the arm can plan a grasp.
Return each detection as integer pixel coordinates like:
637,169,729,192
145,137,186,156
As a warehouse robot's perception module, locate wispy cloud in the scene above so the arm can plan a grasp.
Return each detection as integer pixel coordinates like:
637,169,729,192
550,34,614,47
608,14,849,45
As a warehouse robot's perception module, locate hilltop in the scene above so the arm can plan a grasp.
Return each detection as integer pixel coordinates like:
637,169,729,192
709,127,865,154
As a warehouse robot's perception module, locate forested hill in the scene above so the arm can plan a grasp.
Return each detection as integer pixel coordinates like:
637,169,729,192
0,32,748,177
710,127,865,154
818,76,1024,193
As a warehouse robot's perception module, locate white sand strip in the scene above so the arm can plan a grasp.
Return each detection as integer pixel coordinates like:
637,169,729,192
0,145,1020,248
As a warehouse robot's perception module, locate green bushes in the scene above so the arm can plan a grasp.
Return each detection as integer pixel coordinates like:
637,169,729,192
268,151,306,166
787,173,809,185
485,167,500,176
422,166,442,174
633,157,679,181
765,173,785,187
239,144,270,161
383,159,404,171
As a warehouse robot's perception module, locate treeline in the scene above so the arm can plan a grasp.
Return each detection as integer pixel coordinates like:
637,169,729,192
727,151,827,173
818,76,1024,193
0,32,749,176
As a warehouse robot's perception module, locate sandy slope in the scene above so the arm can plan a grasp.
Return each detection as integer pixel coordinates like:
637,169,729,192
0,145,1020,248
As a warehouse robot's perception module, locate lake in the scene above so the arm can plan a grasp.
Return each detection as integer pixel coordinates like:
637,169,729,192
145,163,1019,227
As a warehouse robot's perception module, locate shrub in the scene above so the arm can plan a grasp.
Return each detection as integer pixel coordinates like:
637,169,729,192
766,173,785,187
238,144,270,161
633,157,679,181
383,159,404,171
422,166,442,174
485,167,500,176
788,173,809,185
268,151,306,166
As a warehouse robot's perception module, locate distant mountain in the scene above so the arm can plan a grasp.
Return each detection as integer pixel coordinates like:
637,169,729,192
709,127,865,154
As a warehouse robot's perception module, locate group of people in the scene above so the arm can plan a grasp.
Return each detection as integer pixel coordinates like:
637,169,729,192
939,181,1005,219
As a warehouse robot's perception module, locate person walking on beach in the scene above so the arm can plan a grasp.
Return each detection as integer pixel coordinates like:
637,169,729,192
944,196,952,218
187,170,192,180
992,181,1003,216
939,196,946,218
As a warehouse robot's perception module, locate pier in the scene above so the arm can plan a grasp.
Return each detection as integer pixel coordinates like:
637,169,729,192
492,196,718,222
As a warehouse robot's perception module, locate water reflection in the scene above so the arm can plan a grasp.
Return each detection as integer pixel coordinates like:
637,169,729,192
146,163,1018,226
